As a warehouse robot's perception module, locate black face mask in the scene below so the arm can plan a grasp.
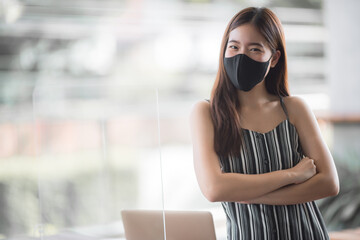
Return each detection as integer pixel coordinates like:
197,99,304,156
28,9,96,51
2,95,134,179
224,53,272,91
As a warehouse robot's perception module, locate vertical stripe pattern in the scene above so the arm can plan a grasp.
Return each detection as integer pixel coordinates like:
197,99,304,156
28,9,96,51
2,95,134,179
219,96,329,240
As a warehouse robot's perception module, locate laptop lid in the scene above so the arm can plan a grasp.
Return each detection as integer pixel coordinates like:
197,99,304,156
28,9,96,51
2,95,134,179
121,210,217,240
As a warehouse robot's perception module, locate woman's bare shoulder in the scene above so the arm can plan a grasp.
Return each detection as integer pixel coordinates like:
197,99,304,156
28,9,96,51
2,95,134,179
190,99,211,116
189,99,213,126
282,95,314,125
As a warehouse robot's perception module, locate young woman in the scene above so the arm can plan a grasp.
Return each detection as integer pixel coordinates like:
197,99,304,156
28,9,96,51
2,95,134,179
190,7,339,240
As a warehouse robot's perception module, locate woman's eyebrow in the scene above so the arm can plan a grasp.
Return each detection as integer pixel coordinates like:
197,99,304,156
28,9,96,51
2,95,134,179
228,39,240,44
228,39,264,47
248,42,264,47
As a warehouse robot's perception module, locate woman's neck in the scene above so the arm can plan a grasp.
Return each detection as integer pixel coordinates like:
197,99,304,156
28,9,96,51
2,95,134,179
237,81,276,109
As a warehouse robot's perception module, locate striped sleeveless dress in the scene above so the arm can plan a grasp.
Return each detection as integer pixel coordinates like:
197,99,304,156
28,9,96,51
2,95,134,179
212,96,330,240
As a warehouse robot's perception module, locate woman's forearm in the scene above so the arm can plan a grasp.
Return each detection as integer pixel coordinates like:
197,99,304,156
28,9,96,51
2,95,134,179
202,157,317,203
206,169,296,202
243,173,339,205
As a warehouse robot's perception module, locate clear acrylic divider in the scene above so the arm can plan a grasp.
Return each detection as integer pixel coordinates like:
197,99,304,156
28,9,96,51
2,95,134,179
32,83,165,240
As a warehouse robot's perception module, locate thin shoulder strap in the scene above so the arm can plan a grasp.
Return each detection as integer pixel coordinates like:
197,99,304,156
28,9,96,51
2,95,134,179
204,98,210,103
279,96,289,121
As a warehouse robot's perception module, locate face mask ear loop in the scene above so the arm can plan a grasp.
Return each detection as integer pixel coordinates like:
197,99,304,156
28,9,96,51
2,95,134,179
268,52,274,62
267,51,276,68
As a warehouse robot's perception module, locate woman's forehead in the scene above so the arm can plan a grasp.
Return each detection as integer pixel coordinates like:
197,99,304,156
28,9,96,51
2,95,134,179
228,24,267,45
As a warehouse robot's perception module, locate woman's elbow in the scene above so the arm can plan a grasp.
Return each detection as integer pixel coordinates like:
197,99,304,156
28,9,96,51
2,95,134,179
323,175,340,197
329,179,340,196
204,192,219,203
201,182,222,202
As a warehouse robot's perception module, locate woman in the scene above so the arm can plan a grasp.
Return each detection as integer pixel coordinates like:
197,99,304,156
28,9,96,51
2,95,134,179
190,7,339,240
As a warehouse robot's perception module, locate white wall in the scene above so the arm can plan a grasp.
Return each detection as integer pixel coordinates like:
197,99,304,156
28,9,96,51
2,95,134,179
324,0,360,159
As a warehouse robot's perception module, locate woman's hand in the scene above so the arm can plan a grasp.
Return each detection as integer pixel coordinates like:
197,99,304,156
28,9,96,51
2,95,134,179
288,157,317,184
239,157,317,205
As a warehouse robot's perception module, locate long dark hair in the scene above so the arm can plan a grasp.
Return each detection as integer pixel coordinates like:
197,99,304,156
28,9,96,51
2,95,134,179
210,7,290,158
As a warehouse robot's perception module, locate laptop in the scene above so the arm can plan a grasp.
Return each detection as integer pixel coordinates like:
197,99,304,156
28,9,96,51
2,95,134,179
121,210,217,240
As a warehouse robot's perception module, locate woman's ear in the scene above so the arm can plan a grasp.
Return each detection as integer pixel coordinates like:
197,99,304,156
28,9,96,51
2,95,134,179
270,50,281,68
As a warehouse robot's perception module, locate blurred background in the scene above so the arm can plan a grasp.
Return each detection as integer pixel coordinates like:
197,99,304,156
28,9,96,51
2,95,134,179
0,0,359,239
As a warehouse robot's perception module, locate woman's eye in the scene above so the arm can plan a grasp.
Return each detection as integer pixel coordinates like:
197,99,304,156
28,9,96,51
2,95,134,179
229,45,238,50
250,48,261,52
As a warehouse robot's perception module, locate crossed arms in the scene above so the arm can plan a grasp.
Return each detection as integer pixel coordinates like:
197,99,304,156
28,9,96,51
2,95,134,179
190,97,339,205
